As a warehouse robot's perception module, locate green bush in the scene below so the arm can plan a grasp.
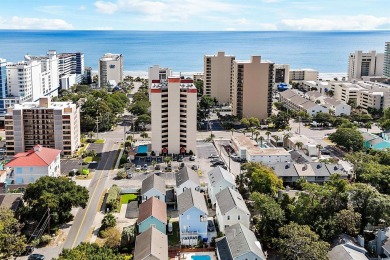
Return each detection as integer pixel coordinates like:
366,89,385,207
116,171,126,180
106,185,121,211
39,235,52,246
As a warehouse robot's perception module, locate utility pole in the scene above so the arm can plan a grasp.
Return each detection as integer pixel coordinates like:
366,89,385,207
47,208,51,234
96,116,99,140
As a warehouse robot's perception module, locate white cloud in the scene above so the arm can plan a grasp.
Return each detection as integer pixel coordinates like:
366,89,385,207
79,5,87,10
281,15,390,30
94,1,118,14
0,16,73,29
94,0,240,21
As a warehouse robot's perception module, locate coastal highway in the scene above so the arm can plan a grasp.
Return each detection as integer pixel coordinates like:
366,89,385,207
63,140,119,249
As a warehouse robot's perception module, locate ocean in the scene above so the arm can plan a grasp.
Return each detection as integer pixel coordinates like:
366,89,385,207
0,30,389,73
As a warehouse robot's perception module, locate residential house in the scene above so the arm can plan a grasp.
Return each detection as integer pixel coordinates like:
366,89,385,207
328,235,369,260
140,174,166,203
362,132,390,150
309,162,331,185
175,166,200,196
271,162,299,186
5,145,61,185
279,89,329,116
215,187,250,233
207,166,236,207
323,97,351,116
216,223,266,260
286,134,318,157
137,197,167,234
133,226,168,260
177,188,208,245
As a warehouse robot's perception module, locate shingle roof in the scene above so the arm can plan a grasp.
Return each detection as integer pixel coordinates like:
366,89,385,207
309,163,330,177
6,145,61,167
289,95,308,105
141,174,166,196
300,100,319,110
0,194,22,211
137,197,167,225
225,223,266,259
272,162,299,177
324,97,342,107
306,91,322,100
176,166,200,187
216,237,233,260
326,164,348,177
294,164,315,177
134,227,168,260
177,188,207,215
361,132,378,142
208,166,235,188
280,89,297,99
328,243,369,260
216,187,249,215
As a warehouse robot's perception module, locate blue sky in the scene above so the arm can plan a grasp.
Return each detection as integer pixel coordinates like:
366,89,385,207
1,0,390,30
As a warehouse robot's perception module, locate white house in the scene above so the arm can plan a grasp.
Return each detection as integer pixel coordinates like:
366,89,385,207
207,166,236,208
246,148,291,166
177,188,208,246
175,166,200,196
5,145,61,185
215,187,250,233
140,174,166,203
323,97,351,116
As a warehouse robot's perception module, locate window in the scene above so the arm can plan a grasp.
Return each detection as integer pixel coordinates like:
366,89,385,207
238,215,240,220
15,168,23,174
109,64,115,69
227,216,230,220
30,167,33,173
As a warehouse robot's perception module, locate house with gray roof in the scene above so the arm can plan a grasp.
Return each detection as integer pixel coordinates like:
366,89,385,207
175,166,200,196
326,164,349,179
216,223,266,260
271,162,299,186
207,166,236,207
133,226,168,260
177,188,208,245
323,97,351,116
309,162,331,185
141,174,166,203
215,187,250,233
279,88,328,116
328,235,369,260
0,193,22,212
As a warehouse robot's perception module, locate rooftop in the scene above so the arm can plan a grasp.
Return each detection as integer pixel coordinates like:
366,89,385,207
137,197,167,225
295,164,316,177
134,227,168,260
177,188,207,215
176,166,200,187
6,145,61,167
208,166,235,188
0,193,23,211
141,174,166,196
216,187,250,215
247,147,290,156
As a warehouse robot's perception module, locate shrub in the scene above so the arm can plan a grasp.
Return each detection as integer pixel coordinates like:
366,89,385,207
69,171,75,177
104,228,121,249
39,235,52,246
116,171,126,180
188,150,194,155
151,151,156,156
106,185,121,211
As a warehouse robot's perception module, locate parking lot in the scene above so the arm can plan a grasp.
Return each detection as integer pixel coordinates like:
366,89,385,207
61,159,84,175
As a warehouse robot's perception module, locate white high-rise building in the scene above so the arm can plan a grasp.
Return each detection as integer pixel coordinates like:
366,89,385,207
385,42,390,78
99,53,123,88
348,50,384,80
58,52,85,90
232,56,274,120
148,65,172,88
204,51,235,105
151,77,197,155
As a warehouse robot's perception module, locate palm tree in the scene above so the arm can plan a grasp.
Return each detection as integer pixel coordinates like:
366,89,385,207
164,156,172,165
316,144,323,157
283,133,291,148
151,160,157,168
265,131,271,142
250,127,256,139
230,128,235,137
140,132,148,139
259,136,265,147
242,129,247,136
364,122,372,132
88,131,95,139
254,130,260,142
295,141,304,150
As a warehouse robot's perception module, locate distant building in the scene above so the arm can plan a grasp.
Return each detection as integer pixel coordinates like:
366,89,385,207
150,77,197,155
348,50,384,80
83,67,92,84
274,64,290,84
204,51,235,105
216,223,266,260
58,52,85,89
99,53,123,88
385,42,390,78
5,145,61,185
232,56,274,120
148,65,172,88
193,72,204,82
0,58,7,115
289,68,319,81
279,89,329,116
5,97,80,156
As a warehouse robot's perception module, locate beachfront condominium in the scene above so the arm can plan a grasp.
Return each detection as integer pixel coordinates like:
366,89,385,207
58,52,85,89
274,64,290,84
0,59,7,115
5,97,80,156
99,53,123,88
148,65,173,88
348,50,384,80
150,77,197,155
289,69,319,81
385,42,390,78
204,51,235,105
232,56,274,120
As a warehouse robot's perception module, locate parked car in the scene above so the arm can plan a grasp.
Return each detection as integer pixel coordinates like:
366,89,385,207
165,166,172,171
28,254,45,260
320,149,330,155
155,164,161,170
221,165,228,170
230,155,240,161
191,165,199,170
178,156,184,162
155,172,161,176
189,155,196,161
142,164,148,170
127,172,133,179
135,165,141,171
212,161,225,166
179,162,185,169
207,220,215,232
208,154,219,159
210,158,221,163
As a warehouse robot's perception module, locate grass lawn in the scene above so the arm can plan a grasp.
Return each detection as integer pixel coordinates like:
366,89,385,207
75,172,94,180
77,144,88,156
168,221,180,246
120,193,138,204
84,156,100,163
94,139,105,144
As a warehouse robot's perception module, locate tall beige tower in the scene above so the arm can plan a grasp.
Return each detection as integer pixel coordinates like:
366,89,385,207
385,42,390,78
99,53,123,88
151,77,197,155
204,51,235,105
232,56,274,120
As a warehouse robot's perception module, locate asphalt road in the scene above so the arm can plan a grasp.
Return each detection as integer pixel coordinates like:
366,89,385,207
63,140,119,249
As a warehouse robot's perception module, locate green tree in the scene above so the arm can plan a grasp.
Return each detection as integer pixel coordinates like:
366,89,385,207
0,207,26,258
334,208,361,236
274,222,329,260
295,141,303,150
136,114,151,127
101,213,117,230
248,117,260,127
258,136,265,147
22,177,89,229
241,118,250,129
251,193,285,248
194,80,203,96
242,162,283,196
329,127,363,151
121,225,136,247
58,243,128,260
103,228,121,249
140,132,148,139
265,131,271,141
164,156,172,165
